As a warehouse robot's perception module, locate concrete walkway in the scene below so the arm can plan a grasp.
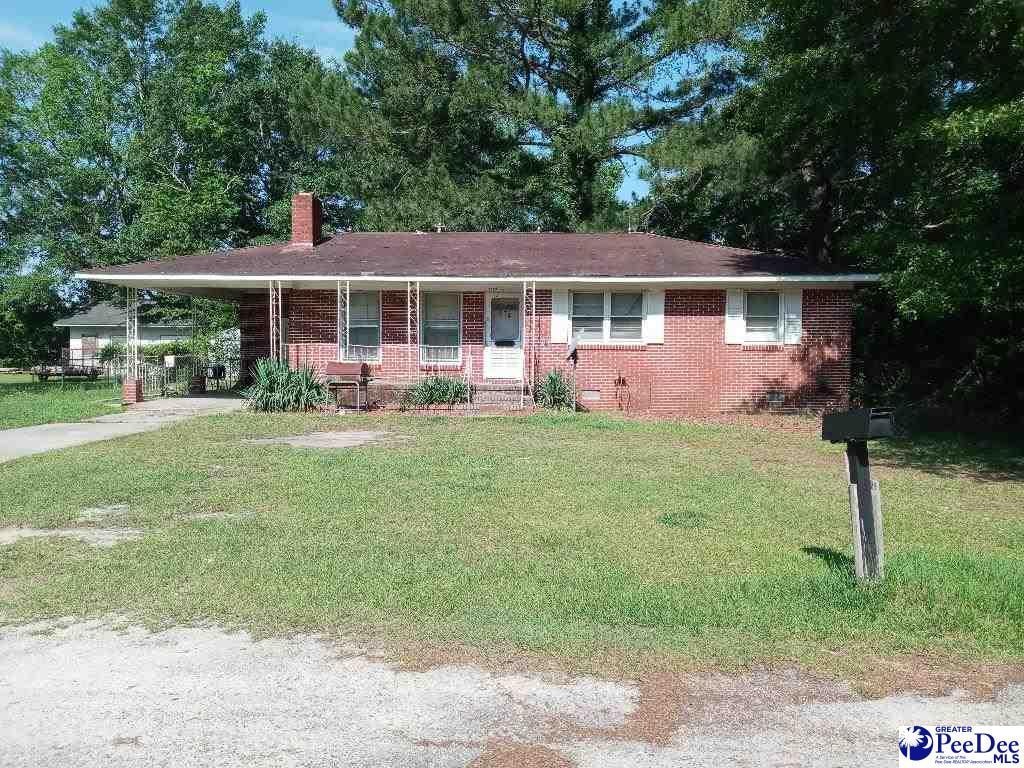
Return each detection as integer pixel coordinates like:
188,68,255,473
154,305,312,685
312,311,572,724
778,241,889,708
0,394,243,464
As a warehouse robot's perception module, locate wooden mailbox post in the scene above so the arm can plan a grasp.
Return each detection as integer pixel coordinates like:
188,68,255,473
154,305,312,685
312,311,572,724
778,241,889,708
822,408,894,582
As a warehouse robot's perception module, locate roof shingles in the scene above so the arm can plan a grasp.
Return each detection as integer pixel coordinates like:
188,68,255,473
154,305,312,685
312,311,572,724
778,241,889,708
81,232,842,279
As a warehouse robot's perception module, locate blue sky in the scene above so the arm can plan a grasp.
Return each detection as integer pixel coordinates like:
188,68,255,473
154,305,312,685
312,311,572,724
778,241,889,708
1,0,649,200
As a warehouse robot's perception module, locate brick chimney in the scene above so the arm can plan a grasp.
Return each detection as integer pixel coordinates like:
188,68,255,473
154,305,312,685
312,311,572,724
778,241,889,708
291,192,323,246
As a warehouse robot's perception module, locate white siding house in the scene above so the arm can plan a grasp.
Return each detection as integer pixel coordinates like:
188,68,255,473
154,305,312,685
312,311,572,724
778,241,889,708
54,302,190,362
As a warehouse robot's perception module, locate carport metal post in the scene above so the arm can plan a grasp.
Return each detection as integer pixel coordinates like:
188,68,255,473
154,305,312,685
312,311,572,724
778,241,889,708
126,287,139,380
123,287,143,404
268,279,283,362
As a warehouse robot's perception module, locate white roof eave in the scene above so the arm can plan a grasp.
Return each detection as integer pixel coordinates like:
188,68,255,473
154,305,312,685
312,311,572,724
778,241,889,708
75,272,882,290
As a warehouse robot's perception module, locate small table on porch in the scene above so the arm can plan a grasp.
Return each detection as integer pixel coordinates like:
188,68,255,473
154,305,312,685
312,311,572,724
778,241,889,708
324,362,372,410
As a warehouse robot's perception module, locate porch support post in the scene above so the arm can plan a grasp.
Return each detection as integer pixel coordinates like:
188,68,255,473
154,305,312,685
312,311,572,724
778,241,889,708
531,280,537,393
123,286,142,404
336,280,342,359
268,279,283,362
407,280,412,374
345,280,351,358
521,280,527,408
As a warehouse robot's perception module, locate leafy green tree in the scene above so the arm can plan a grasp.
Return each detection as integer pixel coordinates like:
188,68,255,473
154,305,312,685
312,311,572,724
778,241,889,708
0,0,347,357
0,273,64,365
646,0,1024,422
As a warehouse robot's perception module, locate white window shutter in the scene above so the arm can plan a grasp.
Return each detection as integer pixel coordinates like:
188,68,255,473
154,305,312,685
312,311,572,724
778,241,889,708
642,290,665,343
550,289,570,343
725,289,745,344
783,289,803,344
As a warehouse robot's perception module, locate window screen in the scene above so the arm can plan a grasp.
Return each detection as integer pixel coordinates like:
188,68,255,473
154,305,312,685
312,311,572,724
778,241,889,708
744,292,781,342
347,292,380,353
422,293,461,349
610,292,643,340
571,292,604,341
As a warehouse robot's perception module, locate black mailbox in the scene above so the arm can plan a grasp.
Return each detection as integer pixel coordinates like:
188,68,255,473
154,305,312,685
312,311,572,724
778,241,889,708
821,407,894,443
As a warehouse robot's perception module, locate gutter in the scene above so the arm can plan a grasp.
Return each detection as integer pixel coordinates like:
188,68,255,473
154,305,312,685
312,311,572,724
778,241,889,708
75,273,882,285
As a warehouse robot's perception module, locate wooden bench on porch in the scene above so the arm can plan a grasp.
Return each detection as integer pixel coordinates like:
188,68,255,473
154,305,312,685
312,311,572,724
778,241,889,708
324,362,372,410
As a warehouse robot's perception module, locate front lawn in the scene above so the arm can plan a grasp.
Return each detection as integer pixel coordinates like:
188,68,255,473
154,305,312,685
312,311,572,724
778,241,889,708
0,412,1021,673
0,373,121,429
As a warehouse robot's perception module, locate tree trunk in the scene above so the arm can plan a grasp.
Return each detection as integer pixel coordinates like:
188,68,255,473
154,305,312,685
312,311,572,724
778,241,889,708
802,161,835,264
574,155,598,224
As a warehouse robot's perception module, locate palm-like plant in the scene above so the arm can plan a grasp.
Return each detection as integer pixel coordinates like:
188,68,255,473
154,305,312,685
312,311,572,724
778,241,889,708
400,376,471,408
534,370,573,409
242,358,327,412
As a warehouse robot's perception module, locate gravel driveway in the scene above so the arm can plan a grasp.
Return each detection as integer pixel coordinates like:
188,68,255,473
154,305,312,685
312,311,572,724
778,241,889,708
1,618,1020,767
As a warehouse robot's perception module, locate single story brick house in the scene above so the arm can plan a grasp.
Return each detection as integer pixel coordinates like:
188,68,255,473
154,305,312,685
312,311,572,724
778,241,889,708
77,193,878,413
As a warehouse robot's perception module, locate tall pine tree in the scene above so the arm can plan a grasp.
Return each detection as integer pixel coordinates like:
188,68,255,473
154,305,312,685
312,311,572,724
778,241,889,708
331,0,714,229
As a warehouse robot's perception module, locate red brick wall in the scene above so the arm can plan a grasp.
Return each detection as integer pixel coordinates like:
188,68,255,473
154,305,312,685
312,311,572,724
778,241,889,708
239,287,853,414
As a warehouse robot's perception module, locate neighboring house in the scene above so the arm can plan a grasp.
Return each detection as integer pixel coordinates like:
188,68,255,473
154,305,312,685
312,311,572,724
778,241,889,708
54,302,190,362
76,194,879,414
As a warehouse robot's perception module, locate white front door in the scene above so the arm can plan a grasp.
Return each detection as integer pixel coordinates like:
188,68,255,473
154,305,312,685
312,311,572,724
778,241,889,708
484,295,524,379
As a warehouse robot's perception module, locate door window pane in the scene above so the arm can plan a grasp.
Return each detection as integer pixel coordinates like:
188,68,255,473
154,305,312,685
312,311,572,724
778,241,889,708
490,299,520,344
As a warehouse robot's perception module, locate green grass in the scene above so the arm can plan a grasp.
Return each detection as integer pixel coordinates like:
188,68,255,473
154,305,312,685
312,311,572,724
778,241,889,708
0,411,1022,672
0,373,121,429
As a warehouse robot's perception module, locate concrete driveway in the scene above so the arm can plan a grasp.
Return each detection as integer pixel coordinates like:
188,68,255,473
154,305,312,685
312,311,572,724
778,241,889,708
0,394,243,463
0,618,1021,768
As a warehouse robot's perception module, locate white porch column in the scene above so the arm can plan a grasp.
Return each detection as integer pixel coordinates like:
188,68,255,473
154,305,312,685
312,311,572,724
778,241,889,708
268,279,283,362
521,280,528,407
125,287,139,379
123,286,142,404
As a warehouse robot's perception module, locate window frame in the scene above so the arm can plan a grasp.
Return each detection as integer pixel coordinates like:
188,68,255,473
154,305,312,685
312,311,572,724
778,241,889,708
609,291,644,342
570,291,606,342
420,291,463,365
570,290,646,345
342,290,382,363
743,290,784,344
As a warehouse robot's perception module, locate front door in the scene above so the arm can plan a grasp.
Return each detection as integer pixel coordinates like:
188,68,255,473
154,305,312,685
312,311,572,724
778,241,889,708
484,295,523,379
490,297,520,347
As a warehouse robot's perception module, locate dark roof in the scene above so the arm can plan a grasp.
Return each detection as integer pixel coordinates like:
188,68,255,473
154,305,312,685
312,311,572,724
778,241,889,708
54,302,189,328
80,232,846,279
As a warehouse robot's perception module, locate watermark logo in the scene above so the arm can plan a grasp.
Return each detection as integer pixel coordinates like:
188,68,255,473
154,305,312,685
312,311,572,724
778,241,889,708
899,726,935,761
898,725,1022,765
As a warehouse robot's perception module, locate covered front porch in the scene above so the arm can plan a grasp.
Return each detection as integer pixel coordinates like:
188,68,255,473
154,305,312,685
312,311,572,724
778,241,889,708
143,277,548,408
253,279,546,410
